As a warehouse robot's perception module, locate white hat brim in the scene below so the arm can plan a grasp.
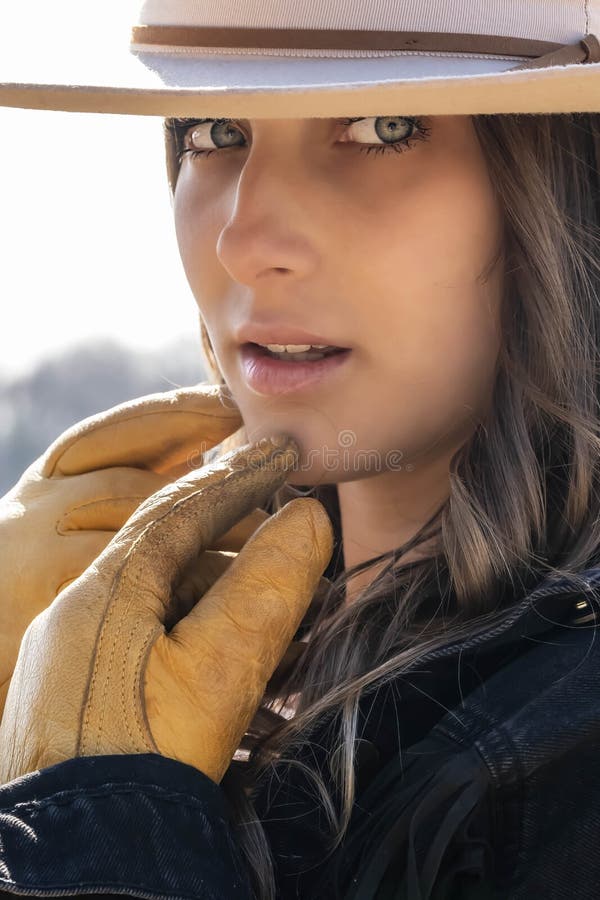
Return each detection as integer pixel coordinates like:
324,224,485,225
1,43,600,117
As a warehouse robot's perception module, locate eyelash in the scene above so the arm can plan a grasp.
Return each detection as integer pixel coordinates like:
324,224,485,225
168,116,432,163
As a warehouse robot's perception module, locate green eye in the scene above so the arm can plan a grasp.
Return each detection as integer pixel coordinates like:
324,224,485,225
169,115,432,161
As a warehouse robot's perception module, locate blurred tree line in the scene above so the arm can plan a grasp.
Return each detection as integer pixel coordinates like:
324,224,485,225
0,336,209,495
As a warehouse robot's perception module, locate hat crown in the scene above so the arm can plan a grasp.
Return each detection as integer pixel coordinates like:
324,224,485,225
139,0,599,45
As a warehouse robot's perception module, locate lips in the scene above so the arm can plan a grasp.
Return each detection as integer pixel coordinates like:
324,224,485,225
239,342,352,395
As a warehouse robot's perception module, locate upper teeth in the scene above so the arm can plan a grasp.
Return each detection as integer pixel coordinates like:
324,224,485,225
260,343,330,353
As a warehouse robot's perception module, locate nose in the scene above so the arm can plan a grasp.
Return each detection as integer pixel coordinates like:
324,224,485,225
215,142,320,288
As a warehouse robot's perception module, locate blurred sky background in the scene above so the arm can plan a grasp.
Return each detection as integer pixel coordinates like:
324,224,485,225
0,1,212,491
0,0,198,379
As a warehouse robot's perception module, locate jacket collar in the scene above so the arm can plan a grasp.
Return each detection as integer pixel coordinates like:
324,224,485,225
399,563,600,673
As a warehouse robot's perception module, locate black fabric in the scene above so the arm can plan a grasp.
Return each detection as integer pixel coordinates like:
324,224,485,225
0,566,599,899
251,644,528,898
0,753,253,899
253,566,600,898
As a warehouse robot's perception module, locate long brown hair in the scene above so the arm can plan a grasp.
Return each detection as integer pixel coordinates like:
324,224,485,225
164,112,600,898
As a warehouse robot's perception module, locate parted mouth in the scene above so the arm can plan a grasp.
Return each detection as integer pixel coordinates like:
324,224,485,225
244,342,352,360
246,341,349,353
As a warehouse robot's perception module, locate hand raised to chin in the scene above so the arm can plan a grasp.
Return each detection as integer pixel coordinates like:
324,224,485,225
0,435,333,785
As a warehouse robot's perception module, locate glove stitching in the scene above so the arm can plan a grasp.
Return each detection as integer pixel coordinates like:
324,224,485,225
121,480,245,760
121,546,158,751
56,496,149,535
92,536,157,754
85,567,148,756
82,471,247,761
81,522,176,757
120,614,145,751
121,608,154,753
81,583,122,757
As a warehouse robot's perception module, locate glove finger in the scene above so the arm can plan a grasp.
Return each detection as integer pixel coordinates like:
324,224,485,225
71,437,301,765
242,639,307,747
40,382,242,478
153,498,333,781
63,465,269,551
174,498,333,676
105,434,300,620
57,468,176,533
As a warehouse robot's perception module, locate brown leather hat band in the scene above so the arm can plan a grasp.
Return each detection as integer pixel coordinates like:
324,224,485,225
511,33,600,70
131,26,600,68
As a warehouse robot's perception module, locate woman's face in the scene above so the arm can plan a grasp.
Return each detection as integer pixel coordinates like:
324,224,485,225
174,115,504,485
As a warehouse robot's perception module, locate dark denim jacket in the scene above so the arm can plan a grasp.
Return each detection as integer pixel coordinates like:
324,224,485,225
1,565,600,900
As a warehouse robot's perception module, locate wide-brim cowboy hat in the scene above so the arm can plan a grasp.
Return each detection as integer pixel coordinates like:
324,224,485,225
1,1,600,118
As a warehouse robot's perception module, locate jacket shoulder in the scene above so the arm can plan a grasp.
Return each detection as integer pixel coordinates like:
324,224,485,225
437,618,600,897
322,617,600,899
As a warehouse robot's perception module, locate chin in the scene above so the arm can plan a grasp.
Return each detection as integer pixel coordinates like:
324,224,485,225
234,401,363,482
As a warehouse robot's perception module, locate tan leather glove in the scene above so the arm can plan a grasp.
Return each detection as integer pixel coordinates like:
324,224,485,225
0,383,269,717
0,435,333,785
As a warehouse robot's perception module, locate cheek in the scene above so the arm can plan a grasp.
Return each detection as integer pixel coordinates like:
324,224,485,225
351,164,503,451
174,179,199,283
173,168,225,290
357,153,503,358
375,270,502,461
363,156,501,281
